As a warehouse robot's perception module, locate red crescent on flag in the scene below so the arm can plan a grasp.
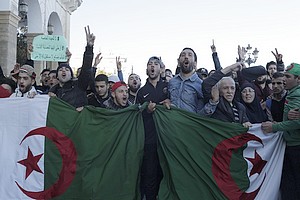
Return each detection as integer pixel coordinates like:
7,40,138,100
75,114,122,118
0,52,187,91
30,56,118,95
212,133,264,200
15,127,77,199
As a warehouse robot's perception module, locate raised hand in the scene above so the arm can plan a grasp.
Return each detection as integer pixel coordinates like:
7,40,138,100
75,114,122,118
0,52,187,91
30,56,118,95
66,47,72,63
237,45,247,62
116,56,122,71
84,25,95,47
27,43,33,54
211,39,216,53
93,52,103,67
271,48,283,62
211,84,219,103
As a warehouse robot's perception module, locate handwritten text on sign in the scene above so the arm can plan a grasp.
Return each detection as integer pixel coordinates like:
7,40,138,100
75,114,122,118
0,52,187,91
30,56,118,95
31,35,68,62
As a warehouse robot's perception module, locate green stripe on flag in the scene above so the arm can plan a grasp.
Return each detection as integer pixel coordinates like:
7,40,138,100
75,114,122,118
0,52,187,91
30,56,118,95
153,105,249,200
45,98,144,199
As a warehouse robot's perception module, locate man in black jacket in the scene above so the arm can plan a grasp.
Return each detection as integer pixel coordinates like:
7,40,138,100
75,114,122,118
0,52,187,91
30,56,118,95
135,56,169,200
88,74,110,108
49,26,95,111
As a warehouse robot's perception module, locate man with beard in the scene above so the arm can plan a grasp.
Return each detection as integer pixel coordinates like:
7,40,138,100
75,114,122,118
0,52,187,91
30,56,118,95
168,47,219,114
135,56,169,200
49,26,95,110
103,81,131,110
10,65,38,98
88,74,110,108
127,73,141,104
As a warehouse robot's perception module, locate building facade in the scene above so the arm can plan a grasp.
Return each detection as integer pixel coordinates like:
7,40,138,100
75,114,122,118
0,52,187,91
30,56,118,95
0,0,82,76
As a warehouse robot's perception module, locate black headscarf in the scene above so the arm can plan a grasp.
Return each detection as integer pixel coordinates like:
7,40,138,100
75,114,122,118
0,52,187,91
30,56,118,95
240,82,268,123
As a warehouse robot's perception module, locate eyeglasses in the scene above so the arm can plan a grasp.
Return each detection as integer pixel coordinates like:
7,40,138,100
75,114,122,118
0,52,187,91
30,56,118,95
272,82,283,85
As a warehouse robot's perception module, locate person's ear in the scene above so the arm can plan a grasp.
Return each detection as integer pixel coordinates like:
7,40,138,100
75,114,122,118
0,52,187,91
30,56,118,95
296,76,300,84
111,91,116,99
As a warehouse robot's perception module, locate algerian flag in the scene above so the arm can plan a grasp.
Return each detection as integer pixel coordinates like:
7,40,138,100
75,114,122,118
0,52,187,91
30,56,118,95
0,97,285,200
153,106,285,200
0,96,144,199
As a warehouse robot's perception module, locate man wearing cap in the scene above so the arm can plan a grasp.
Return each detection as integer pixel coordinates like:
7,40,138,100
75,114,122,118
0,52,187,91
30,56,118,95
108,75,120,90
103,81,131,110
49,26,95,110
261,63,300,199
10,64,38,98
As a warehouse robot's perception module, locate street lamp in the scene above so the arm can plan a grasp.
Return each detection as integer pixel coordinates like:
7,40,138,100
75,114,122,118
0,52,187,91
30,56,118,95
19,1,28,17
18,1,28,35
17,1,29,65
47,23,54,35
244,44,259,66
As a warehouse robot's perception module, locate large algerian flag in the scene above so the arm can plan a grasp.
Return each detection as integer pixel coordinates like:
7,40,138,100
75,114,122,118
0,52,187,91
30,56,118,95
0,97,285,200
153,106,285,200
0,96,144,200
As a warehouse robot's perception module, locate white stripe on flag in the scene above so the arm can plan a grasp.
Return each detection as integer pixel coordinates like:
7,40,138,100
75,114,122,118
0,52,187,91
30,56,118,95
0,96,50,199
244,124,285,200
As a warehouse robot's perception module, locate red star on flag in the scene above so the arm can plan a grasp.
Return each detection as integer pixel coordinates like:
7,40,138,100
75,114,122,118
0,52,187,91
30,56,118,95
246,150,267,176
18,147,44,179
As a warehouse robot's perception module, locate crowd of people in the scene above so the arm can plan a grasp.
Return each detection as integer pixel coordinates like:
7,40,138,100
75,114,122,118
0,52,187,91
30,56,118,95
1,26,300,199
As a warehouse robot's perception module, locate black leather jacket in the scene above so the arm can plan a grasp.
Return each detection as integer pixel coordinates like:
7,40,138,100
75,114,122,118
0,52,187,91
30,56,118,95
50,45,94,108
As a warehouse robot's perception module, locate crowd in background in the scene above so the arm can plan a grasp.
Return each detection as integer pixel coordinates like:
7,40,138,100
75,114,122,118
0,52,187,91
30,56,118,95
1,26,300,200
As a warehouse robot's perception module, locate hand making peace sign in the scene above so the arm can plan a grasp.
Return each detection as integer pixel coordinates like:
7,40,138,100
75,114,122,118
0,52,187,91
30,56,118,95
84,25,95,47
271,48,283,63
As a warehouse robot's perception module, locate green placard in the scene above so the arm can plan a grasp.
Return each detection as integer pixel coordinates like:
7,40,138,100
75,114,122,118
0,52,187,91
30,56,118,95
31,35,68,62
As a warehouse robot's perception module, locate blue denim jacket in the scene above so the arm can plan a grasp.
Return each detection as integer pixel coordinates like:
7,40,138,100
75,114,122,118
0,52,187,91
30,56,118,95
168,73,217,115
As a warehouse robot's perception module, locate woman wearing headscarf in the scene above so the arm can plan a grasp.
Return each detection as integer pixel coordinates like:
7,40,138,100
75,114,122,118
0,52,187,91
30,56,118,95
240,82,270,123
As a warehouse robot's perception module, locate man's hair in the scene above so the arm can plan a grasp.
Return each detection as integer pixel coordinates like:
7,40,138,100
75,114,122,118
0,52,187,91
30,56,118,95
128,73,141,81
218,76,235,89
165,69,173,74
95,74,108,84
49,70,57,75
147,56,162,67
266,61,276,70
56,63,74,78
40,69,50,75
180,47,197,62
272,72,284,79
